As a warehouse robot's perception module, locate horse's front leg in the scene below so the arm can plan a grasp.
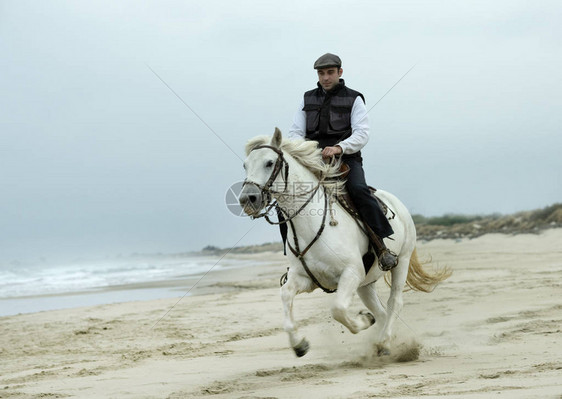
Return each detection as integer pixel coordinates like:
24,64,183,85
331,268,376,334
357,282,387,327
281,270,314,357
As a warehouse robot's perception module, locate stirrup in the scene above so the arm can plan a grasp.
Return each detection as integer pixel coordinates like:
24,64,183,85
378,249,399,272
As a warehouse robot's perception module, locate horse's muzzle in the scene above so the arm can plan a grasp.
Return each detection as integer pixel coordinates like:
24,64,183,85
239,183,264,216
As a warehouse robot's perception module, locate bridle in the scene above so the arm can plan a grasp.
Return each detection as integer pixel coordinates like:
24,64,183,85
242,144,335,293
242,145,289,213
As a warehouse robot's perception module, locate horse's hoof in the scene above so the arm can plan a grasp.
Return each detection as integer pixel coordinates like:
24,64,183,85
359,310,376,326
377,346,391,356
293,339,310,357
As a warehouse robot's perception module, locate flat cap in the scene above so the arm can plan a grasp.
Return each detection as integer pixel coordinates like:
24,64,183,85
313,53,342,69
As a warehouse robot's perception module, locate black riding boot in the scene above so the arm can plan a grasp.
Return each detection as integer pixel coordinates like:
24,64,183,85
370,232,399,271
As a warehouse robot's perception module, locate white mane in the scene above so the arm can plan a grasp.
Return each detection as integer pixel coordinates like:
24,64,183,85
245,136,345,193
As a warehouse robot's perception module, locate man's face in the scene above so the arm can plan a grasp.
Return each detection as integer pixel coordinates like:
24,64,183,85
317,67,343,91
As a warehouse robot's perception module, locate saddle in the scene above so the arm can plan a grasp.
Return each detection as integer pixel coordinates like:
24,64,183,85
337,186,393,224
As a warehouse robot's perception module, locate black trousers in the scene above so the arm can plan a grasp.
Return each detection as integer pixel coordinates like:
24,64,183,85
344,156,394,239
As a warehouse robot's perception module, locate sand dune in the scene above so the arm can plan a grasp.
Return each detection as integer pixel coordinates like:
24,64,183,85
1,230,561,398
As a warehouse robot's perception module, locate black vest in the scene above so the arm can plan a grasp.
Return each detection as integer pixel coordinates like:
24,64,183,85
303,79,365,157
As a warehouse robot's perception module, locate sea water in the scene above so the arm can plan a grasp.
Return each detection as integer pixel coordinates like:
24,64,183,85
0,255,255,316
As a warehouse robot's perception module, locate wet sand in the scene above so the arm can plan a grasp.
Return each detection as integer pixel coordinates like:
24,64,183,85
1,231,561,398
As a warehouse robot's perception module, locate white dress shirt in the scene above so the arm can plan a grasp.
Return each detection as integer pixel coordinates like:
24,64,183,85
287,96,370,155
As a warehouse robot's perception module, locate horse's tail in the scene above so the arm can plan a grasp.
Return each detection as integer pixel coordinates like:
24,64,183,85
406,248,451,292
384,248,451,292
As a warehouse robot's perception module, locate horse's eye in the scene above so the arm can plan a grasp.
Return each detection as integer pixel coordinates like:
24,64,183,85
243,163,246,170
265,160,274,168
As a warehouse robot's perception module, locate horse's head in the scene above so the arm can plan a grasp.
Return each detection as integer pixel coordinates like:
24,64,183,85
239,128,288,216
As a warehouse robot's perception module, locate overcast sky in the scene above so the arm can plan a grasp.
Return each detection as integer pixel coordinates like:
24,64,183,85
1,0,561,263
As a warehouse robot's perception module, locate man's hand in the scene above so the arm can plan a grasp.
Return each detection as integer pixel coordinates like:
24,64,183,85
322,145,343,158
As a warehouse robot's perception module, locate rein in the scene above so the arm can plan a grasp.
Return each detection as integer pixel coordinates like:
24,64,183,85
246,144,335,294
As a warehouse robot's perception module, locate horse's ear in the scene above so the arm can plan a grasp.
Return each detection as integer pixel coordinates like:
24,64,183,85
271,127,282,148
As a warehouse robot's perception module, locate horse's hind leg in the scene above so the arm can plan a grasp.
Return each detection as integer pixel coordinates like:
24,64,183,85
281,270,315,357
376,255,410,355
357,282,387,327
331,268,376,334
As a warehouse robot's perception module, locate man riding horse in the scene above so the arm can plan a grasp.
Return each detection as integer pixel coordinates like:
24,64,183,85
287,53,398,271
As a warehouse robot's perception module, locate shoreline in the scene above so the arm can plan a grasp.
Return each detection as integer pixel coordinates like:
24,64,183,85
0,251,287,317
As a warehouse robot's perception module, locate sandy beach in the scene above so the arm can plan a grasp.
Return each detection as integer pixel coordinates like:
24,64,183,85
1,230,561,398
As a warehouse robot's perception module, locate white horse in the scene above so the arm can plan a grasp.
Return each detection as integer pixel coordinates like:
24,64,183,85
239,128,450,357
